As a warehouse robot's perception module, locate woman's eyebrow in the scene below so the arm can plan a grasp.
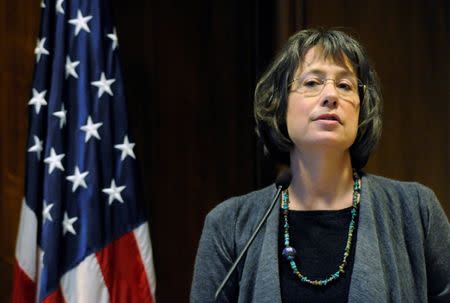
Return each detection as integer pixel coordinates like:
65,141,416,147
298,68,356,79
294,69,325,80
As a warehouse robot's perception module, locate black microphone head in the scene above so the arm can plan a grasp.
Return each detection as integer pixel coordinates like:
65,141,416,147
275,169,292,190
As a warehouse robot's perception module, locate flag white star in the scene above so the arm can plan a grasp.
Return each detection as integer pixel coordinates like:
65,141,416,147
41,0,46,8
28,88,47,114
114,135,136,161
66,166,89,192
80,116,103,142
107,28,118,50
43,148,65,174
62,212,78,235
65,56,79,79
91,72,115,98
68,10,92,36
102,179,126,205
56,0,64,14
28,135,44,160
42,200,54,223
34,37,49,62
52,104,67,129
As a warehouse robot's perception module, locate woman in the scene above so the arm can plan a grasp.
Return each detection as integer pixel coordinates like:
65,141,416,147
190,29,450,302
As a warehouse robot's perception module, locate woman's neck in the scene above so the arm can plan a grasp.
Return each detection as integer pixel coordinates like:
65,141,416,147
288,148,354,211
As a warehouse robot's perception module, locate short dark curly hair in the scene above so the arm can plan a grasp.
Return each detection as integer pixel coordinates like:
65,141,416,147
254,28,383,169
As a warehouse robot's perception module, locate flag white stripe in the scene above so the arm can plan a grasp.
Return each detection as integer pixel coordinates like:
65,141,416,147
134,222,157,298
15,198,38,282
60,253,110,303
36,248,44,303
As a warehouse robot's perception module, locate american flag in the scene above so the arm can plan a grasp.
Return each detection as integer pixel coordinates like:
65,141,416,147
12,0,156,302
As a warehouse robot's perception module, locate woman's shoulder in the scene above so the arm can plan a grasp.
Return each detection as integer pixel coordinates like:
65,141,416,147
205,184,277,225
363,173,442,215
364,173,436,198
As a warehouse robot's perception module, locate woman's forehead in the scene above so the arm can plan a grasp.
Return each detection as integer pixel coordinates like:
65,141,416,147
297,46,357,76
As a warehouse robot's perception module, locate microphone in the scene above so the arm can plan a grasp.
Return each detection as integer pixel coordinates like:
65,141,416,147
275,169,292,191
214,169,292,301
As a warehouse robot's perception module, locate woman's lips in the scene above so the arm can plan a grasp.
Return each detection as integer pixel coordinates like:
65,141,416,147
313,113,341,124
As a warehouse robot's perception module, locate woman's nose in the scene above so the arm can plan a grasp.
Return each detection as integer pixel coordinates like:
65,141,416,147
320,82,339,107
321,98,338,107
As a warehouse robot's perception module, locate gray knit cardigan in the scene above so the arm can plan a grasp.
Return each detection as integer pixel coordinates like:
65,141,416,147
191,174,450,302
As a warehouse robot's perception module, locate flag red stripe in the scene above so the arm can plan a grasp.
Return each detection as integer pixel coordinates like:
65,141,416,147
96,232,154,303
11,258,36,303
42,288,66,303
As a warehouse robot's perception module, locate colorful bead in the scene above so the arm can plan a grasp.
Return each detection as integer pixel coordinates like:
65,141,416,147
282,246,297,261
281,170,361,286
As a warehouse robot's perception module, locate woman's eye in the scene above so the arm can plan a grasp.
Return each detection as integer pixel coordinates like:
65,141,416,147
303,79,321,87
337,82,353,91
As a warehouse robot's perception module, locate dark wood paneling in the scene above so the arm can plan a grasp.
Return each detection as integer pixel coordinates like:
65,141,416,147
111,0,271,301
0,1,40,302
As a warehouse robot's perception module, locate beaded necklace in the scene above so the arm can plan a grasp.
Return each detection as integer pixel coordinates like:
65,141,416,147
281,171,361,286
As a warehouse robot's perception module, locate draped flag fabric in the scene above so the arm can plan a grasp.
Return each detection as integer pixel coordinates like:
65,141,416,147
12,0,156,302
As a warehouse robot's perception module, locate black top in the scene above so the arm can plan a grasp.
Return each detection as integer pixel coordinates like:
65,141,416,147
278,206,359,303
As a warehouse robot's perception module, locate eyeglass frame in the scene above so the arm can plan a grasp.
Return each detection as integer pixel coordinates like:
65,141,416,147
288,77,367,100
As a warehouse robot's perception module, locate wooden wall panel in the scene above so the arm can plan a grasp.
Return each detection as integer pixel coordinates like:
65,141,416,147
111,0,277,300
0,1,40,302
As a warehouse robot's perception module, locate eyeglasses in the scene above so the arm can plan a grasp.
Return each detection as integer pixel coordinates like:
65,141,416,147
289,77,366,99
